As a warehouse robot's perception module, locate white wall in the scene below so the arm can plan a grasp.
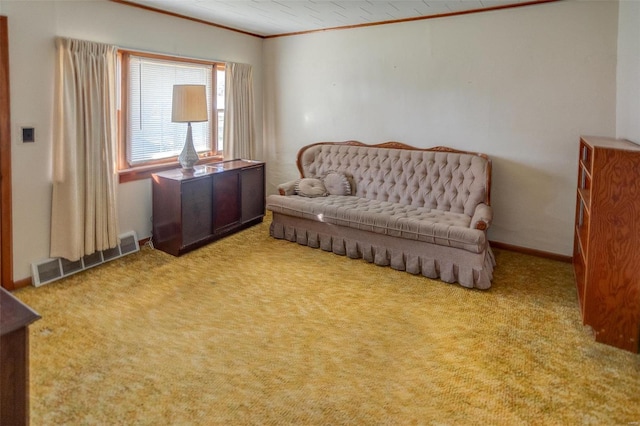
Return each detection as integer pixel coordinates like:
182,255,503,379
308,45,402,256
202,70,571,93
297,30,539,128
616,0,640,143
1,0,263,281
263,0,618,256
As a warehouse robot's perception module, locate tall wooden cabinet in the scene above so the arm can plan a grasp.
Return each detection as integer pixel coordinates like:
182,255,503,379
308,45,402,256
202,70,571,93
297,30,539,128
573,136,640,353
152,160,265,256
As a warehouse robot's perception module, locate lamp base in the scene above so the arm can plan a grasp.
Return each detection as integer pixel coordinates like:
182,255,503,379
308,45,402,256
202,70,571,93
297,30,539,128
179,123,199,171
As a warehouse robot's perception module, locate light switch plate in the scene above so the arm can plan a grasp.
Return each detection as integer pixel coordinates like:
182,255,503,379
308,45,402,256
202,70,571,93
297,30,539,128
21,127,35,143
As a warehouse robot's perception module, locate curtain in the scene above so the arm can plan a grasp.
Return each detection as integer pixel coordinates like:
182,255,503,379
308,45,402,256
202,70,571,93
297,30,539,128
223,62,255,160
50,37,119,261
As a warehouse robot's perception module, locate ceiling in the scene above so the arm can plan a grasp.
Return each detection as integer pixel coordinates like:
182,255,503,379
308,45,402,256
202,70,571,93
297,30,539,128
119,0,549,38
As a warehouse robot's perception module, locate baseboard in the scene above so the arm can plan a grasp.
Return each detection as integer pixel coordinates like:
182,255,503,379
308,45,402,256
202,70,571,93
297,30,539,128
8,235,149,291
8,239,570,291
12,276,32,289
490,240,572,263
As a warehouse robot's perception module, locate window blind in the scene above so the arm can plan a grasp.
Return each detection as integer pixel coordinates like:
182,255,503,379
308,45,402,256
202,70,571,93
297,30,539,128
127,55,213,165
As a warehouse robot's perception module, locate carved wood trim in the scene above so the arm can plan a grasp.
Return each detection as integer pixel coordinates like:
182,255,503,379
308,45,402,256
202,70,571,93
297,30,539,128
475,222,488,231
296,141,492,205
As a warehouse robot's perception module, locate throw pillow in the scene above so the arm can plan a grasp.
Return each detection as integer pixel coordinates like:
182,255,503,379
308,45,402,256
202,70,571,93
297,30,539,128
295,178,328,197
323,171,351,196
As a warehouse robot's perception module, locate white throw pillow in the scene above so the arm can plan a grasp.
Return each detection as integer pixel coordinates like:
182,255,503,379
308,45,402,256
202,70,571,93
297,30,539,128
322,171,351,196
295,178,328,197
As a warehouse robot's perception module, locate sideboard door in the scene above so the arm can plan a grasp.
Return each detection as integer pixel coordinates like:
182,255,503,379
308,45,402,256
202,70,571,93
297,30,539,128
181,176,213,247
241,164,265,224
212,170,241,235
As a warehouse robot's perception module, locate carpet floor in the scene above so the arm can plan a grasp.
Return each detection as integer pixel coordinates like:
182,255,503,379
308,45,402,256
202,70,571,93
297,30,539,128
14,215,640,425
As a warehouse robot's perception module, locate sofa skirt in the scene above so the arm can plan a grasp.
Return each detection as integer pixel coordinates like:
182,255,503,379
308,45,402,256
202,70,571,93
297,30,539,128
269,212,495,290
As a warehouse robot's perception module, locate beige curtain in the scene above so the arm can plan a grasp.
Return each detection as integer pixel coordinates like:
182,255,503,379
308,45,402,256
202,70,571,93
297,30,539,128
223,62,255,160
50,37,119,261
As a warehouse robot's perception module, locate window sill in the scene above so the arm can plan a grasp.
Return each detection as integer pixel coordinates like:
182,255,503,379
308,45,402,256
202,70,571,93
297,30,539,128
118,156,224,183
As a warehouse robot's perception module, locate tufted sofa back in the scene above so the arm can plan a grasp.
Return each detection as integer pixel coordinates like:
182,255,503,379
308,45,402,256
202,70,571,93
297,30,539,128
298,142,491,217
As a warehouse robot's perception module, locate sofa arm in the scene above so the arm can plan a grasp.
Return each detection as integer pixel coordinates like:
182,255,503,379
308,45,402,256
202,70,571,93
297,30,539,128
470,203,493,230
277,180,299,196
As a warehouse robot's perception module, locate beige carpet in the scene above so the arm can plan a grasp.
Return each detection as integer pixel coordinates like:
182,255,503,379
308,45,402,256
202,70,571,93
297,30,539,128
14,215,640,425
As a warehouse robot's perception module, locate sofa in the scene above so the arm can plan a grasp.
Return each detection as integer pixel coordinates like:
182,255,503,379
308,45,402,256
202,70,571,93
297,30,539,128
266,141,495,289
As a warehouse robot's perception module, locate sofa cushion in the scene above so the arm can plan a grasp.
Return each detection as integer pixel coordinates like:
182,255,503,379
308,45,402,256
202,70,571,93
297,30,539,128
295,178,328,197
266,194,486,254
323,171,351,196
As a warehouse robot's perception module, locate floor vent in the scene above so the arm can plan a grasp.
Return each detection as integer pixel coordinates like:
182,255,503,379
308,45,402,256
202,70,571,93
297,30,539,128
31,231,140,287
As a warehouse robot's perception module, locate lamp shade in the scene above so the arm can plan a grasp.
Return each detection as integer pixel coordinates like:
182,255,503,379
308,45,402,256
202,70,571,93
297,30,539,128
171,84,208,123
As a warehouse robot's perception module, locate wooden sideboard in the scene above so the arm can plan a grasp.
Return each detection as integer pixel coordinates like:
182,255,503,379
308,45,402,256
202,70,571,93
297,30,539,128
573,136,640,352
1,288,40,425
152,160,265,256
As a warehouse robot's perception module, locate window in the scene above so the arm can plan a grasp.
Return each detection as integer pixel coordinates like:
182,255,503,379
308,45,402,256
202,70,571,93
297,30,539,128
216,66,225,152
118,51,225,181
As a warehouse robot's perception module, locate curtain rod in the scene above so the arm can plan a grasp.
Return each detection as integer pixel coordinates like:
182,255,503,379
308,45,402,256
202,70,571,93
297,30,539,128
117,46,229,65
56,36,252,67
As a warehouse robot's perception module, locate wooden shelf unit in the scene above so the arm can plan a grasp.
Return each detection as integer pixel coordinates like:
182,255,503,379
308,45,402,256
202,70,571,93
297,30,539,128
573,136,640,353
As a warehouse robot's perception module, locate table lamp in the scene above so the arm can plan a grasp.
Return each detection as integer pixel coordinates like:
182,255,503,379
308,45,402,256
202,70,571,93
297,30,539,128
171,84,208,171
